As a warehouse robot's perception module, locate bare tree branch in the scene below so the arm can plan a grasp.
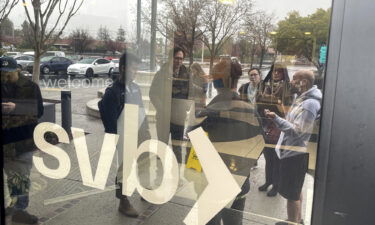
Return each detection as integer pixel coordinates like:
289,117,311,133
201,0,254,73
22,0,84,83
0,0,19,24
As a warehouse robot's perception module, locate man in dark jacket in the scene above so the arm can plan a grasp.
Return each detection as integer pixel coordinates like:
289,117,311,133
201,74,263,225
98,51,150,218
149,47,191,161
2,56,44,224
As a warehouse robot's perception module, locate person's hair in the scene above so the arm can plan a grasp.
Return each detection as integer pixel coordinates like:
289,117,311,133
294,70,315,87
190,62,205,77
248,68,261,76
173,46,185,58
264,63,289,83
118,51,141,83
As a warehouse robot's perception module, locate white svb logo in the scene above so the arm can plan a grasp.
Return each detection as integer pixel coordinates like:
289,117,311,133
33,104,240,225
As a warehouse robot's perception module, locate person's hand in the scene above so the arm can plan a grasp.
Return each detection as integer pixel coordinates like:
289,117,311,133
264,109,276,119
2,102,16,113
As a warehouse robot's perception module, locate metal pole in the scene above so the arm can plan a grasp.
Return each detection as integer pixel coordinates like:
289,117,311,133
137,0,142,56
61,90,72,135
150,0,157,71
312,36,317,62
201,42,204,63
164,18,168,59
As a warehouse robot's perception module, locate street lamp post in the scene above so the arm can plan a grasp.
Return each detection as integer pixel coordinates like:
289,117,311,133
269,31,278,62
150,0,157,71
305,32,317,62
136,0,142,57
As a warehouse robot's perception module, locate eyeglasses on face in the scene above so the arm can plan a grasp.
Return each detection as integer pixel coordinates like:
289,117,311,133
174,57,184,61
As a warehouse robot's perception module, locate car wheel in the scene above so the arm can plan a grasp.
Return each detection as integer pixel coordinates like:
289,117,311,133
42,66,50,74
85,68,93,78
108,68,114,77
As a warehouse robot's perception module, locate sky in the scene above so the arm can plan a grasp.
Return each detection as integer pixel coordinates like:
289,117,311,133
8,0,332,40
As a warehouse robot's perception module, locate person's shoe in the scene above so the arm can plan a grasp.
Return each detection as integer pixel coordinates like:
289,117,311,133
267,186,278,197
12,210,38,224
275,219,304,225
118,197,139,218
275,222,291,225
258,183,270,192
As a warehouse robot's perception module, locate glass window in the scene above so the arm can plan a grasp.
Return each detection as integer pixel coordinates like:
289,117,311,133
2,0,332,225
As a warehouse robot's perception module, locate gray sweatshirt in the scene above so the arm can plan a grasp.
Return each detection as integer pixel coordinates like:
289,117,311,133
273,85,322,159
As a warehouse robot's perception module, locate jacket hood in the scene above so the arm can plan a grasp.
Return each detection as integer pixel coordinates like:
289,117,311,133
299,85,322,101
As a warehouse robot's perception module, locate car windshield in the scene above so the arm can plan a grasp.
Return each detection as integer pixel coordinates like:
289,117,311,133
41,56,54,62
78,58,96,64
112,59,119,63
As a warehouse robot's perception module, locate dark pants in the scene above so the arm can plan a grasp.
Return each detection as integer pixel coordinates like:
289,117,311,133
206,197,246,225
156,121,186,162
3,151,34,210
263,147,280,187
206,177,250,225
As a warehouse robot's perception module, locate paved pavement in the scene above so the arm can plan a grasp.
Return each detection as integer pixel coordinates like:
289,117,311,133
12,70,316,225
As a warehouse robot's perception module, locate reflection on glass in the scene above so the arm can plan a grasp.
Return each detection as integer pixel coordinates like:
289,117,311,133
2,0,332,224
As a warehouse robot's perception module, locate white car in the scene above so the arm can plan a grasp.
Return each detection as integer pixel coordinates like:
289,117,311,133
23,51,66,57
14,55,35,70
67,58,114,77
5,52,22,58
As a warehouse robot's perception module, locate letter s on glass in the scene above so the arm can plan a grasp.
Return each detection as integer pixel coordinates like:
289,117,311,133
33,122,71,179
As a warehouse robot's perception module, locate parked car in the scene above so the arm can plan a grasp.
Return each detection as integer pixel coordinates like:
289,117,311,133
67,58,115,77
27,56,73,74
138,59,160,71
4,51,22,58
111,59,120,80
23,51,66,57
14,55,35,70
65,55,82,63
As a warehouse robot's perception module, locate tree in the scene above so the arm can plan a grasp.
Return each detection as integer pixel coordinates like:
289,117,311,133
166,0,208,65
0,18,14,36
97,26,111,42
201,0,254,73
97,26,121,54
22,0,84,83
116,26,126,42
70,28,93,54
19,20,34,49
142,0,208,65
243,11,275,68
274,8,331,73
0,0,19,24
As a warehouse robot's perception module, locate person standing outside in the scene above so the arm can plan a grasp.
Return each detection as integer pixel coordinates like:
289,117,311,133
149,47,191,161
257,63,291,197
99,51,150,218
1,56,44,224
264,70,322,225
238,68,262,104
